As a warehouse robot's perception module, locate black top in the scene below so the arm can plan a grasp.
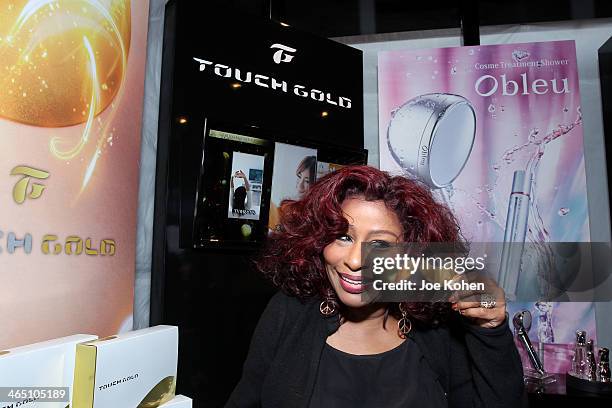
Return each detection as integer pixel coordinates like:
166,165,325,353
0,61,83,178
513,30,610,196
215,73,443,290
225,292,527,408
309,339,446,408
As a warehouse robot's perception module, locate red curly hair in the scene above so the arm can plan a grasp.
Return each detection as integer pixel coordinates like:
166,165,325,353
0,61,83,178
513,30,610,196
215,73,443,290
258,165,462,323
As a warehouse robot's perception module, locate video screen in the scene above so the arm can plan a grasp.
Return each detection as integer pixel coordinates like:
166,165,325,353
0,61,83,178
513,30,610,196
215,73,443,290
193,125,367,247
316,161,346,179
249,169,264,184
193,126,272,247
227,152,265,220
268,142,318,232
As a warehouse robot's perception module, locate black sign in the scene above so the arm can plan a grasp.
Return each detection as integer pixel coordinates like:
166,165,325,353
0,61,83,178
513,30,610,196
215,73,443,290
152,2,365,406
164,1,363,148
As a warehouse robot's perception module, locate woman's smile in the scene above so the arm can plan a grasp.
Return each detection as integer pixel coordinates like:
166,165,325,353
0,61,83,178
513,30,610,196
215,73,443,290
336,270,367,294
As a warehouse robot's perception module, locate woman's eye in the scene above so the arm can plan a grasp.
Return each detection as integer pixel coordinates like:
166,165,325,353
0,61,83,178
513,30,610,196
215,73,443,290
369,240,391,248
337,234,352,243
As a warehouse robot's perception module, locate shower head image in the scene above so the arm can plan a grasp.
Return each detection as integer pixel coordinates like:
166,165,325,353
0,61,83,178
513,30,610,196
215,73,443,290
513,310,547,376
387,93,476,188
513,310,532,333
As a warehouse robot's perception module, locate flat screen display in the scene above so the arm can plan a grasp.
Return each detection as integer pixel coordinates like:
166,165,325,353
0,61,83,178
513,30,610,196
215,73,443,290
249,168,264,183
228,153,265,220
193,126,272,247
268,143,318,232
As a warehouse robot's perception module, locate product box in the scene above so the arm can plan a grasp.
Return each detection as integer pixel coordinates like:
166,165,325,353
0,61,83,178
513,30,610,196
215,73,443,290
0,334,99,408
72,325,178,408
159,395,192,408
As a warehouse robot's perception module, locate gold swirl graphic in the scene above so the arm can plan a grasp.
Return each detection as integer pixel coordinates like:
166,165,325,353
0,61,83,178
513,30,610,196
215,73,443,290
49,35,98,160
137,376,176,408
0,0,130,127
0,0,132,193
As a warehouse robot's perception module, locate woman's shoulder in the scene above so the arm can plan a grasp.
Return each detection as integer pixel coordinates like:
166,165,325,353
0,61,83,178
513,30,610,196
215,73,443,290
255,291,322,341
265,291,319,317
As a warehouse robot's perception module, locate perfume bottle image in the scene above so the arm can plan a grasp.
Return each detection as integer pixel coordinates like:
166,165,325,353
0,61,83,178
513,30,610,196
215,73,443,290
598,347,611,382
571,330,587,378
587,339,594,355
386,93,476,197
586,351,597,381
498,170,532,299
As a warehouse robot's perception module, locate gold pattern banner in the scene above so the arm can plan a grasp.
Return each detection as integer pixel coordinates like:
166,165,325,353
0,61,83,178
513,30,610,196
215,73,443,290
0,0,130,127
0,0,149,349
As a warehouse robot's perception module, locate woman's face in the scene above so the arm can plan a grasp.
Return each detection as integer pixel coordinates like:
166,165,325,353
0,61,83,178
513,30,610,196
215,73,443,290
296,169,311,196
323,197,403,309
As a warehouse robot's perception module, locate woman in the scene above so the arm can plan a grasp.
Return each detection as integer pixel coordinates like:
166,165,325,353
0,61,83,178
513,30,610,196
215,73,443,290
268,155,317,230
295,155,317,196
230,170,251,213
227,166,526,407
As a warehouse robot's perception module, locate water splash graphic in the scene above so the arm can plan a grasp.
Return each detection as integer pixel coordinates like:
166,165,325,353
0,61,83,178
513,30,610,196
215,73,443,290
459,107,583,243
558,208,570,216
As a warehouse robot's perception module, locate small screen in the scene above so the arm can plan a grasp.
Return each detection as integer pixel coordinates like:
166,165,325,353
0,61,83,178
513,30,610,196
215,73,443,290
193,126,272,247
249,169,264,183
228,152,265,220
268,142,318,232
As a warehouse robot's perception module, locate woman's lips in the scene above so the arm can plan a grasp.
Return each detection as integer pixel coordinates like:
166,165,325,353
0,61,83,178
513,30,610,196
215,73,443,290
337,271,367,294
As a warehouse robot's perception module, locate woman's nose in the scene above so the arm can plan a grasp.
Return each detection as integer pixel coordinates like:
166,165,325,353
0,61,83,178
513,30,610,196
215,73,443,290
297,179,306,193
345,241,362,271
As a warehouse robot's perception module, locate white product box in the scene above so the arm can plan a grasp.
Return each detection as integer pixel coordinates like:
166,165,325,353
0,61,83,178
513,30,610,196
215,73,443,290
0,334,99,408
72,325,178,408
159,395,192,408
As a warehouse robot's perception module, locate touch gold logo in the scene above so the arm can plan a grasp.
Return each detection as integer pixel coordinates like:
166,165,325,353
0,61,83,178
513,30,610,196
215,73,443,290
10,166,49,204
192,41,353,109
99,374,139,391
0,231,116,256
270,43,296,64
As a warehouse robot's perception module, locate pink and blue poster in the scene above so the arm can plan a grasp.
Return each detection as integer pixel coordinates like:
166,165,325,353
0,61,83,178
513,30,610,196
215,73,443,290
378,40,595,371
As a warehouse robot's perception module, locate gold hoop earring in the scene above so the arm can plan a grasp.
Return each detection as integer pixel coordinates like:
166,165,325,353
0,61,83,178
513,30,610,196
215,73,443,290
398,302,412,339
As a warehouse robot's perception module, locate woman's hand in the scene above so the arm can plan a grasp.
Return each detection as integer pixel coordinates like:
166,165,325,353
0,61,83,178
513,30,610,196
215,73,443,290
449,275,506,329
